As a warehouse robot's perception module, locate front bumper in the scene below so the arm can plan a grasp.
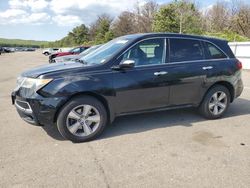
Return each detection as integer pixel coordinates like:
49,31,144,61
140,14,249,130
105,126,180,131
12,93,40,125
12,91,67,126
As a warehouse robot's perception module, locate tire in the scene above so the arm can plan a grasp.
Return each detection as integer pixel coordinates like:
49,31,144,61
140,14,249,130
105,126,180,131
57,96,108,142
44,52,49,56
199,85,230,119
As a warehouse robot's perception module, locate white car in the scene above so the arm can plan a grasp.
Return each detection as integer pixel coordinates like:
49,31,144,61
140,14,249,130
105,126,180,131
42,48,60,56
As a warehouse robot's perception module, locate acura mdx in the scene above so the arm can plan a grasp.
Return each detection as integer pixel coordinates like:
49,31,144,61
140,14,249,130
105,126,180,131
12,33,243,142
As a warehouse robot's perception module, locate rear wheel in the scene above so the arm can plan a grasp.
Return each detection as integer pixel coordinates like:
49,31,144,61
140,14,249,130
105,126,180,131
199,85,230,119
57,96,107,142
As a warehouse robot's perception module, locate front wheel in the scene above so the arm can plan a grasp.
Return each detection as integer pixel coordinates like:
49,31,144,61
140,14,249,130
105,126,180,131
57,96,108,142
199,85,230,119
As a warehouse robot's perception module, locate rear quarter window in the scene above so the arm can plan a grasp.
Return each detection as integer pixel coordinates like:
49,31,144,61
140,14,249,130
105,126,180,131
204,42,227,59
169,39,204,62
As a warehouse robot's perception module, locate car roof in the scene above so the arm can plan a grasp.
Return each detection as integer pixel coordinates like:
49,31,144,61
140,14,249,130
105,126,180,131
122,33,227,43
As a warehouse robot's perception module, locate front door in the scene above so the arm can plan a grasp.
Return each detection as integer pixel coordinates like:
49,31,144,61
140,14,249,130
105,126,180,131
113,38,171,114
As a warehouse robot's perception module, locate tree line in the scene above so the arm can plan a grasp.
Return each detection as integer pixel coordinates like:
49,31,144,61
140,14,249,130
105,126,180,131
44,0,250,48
0,38,48,48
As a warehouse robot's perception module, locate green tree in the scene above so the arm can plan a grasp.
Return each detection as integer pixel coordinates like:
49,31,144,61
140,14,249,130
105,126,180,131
94,14,114,43
104,31,115,42
175,1,202,34
152,3,179,33
68,24,89,45
153,0,202,34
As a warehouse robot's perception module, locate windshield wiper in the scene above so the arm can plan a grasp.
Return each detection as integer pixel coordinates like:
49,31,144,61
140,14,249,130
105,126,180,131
76,59,87,64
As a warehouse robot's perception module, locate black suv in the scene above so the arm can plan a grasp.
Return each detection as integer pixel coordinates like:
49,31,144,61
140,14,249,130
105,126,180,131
12,33,243,142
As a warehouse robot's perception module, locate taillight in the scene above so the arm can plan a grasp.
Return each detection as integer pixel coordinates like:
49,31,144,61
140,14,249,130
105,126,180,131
236,60,242,70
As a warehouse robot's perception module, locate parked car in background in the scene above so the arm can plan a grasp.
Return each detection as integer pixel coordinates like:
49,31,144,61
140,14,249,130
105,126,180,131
25,48,36,52
43,48,60,56
52,45,102,63
11,33,243,142
14,47,23,51
8,48,16,52
49,46,89,63
2,47,10,53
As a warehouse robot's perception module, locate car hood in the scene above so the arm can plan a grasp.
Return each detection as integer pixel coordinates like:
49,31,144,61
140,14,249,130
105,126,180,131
22,61,84,78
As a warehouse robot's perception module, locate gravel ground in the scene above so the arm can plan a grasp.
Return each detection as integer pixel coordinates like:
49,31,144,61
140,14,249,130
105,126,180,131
0,51,250,188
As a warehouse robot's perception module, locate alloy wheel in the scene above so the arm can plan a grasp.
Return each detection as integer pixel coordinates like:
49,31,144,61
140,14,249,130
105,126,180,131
66,105,101,137
208,91,228,116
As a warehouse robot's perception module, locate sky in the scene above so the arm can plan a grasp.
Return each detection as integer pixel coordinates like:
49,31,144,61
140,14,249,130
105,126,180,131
0,0,237,41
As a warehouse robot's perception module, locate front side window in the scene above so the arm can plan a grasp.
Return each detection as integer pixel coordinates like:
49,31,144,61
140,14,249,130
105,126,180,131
204,42,227,59
122,38,165,66
170,39,204,62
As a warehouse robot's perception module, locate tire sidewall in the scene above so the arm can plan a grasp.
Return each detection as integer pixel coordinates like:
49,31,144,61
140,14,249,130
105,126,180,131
57,96,107,142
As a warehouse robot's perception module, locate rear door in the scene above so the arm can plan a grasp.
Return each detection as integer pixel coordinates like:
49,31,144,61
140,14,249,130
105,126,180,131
202,41,232,76
167,38,208,106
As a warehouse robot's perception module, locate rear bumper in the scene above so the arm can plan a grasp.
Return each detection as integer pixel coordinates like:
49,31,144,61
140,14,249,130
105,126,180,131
235,78,244,99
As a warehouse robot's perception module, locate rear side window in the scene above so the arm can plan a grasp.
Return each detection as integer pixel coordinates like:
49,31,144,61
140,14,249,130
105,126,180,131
204,42,227,59
169,39,204,62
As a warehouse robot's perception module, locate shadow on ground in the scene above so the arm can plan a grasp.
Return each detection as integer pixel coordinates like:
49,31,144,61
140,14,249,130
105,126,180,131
42,98,250,142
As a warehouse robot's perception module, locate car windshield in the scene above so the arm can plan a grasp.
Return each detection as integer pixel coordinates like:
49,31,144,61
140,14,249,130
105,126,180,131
78,45,102,58
80,37,130,65
70,47,80,53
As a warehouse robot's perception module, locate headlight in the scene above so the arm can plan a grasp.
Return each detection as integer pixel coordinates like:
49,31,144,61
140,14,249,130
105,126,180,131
14,76,25,91
15,77,53,91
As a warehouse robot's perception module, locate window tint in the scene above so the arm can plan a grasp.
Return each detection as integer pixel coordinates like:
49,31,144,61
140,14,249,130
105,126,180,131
169,39,204,62
122,38,165,66
205,42,227,59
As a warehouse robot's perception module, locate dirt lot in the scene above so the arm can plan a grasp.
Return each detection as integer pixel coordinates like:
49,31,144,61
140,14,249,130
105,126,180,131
0,51,250,188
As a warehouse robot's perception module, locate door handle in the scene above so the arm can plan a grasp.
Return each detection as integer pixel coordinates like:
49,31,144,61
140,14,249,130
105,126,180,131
202,66,213,70
154,71,168,76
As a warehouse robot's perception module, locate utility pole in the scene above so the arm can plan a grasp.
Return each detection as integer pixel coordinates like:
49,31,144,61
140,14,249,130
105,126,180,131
179,13,183,34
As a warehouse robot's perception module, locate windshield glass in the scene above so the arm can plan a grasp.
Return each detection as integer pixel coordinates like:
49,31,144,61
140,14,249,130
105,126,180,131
80,37,130,65
70,47,80,53
78,45,101,58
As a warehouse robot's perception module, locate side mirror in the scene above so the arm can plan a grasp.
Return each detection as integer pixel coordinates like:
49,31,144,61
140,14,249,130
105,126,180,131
120,59,135,69
111,59,135,70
